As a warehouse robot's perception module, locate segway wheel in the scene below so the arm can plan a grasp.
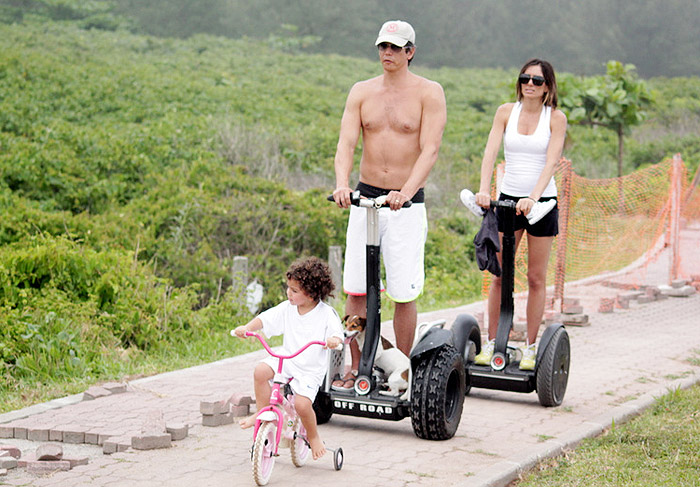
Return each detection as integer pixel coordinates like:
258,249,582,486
464,321,481,395
410,345,465,440
536,327,570,407
312,391,333,425
333,447,344,471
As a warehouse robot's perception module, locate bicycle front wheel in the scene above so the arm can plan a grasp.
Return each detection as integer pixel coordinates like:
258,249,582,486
252,422,277,486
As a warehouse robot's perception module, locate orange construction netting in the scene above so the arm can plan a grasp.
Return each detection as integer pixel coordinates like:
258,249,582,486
482,154,698,305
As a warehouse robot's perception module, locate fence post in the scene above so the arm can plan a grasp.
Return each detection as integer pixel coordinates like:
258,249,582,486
669,154,683,283
328,245,343,306
554,158,572,311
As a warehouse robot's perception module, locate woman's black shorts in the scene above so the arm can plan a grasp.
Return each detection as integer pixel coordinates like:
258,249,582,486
496,193,559,237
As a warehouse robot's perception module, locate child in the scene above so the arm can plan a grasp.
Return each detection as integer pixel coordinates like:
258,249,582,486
233,256,343,460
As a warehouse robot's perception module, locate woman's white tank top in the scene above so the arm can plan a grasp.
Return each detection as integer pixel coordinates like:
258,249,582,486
501,102,557,198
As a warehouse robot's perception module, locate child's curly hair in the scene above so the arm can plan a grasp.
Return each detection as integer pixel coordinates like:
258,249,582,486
286,256,335,303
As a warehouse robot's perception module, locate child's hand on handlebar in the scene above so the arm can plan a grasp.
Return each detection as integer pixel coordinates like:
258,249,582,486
325,336,343,350
232,326,249,338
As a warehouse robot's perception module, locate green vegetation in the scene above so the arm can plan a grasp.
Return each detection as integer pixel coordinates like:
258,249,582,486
0,10,699,413
7,0,697,77
515,384,700,486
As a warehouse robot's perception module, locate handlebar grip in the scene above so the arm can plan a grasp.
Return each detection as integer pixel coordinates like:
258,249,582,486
328,192,412,208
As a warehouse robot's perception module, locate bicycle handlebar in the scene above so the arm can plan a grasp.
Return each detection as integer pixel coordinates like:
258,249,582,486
327,192,412,208
231,330,327,359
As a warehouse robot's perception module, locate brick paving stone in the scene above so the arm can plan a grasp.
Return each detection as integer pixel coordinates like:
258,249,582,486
26,460,71,474
165,424,188,441
36,443,63,461
0,446,20,459
131,434,171,450
0,457,17,469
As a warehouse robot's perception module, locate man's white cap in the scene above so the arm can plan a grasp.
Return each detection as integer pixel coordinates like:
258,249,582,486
375,20,415,47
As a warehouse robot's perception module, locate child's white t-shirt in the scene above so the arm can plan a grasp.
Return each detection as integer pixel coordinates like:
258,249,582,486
259,300,343,398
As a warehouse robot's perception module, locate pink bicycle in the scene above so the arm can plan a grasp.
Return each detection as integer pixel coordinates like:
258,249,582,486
233,331,344,485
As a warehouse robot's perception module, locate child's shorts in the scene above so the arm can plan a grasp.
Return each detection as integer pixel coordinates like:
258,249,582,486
262,357,321,402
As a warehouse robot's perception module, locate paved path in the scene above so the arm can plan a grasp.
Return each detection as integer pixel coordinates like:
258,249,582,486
1,224,699,487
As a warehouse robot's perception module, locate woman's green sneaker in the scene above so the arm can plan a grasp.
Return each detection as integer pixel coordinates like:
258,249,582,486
474,339,495,365
519,343,536,370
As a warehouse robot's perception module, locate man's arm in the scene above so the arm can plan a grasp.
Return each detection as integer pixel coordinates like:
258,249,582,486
333,83,363,208
394,81,446,205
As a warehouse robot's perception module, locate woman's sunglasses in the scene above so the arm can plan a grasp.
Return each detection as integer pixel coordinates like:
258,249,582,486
518,74,546,86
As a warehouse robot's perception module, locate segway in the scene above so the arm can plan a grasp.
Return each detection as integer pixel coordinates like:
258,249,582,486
315,191,473,440
455,190,570,407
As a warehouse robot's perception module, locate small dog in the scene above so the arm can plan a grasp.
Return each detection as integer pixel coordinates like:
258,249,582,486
341,315,410,396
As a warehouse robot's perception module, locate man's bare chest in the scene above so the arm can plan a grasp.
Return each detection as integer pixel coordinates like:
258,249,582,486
361,94,422,134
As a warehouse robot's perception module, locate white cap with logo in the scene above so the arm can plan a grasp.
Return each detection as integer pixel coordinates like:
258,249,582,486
375,20,415,47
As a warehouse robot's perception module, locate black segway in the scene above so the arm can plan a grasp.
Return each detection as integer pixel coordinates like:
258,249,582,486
314,191,473,440
455,189,570,407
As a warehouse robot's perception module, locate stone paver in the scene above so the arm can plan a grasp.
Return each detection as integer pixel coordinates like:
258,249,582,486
0,224,699,487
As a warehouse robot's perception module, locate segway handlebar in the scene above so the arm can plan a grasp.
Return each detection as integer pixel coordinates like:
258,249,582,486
327,192,412,208
459,189,556,225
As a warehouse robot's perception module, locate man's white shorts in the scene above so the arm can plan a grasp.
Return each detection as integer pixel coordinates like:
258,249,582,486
343,203,427,303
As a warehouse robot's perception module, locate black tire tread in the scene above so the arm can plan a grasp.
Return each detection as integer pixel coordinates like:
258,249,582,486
536,327,570,407
410,345,465,440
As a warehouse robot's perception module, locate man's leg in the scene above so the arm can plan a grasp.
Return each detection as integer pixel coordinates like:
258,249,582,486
330,294,364,388
393,300,417,356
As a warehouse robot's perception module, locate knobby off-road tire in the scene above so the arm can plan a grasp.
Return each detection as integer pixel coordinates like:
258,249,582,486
290,417,310,467
312,391,333,425
536,327,571,407
410,345,465,440
252,422,277,486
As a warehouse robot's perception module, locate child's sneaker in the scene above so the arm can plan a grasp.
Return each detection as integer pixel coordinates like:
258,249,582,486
474,339,495,365
519,343,536,370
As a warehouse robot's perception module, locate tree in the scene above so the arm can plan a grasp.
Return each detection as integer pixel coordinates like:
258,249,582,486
562,61,654,179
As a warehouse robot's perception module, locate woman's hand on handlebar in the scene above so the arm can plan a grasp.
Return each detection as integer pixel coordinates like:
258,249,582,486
475,191,491,209
515,197,535,216
332,186,353,209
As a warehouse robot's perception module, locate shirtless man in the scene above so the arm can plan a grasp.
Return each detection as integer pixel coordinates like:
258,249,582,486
331,20,447,390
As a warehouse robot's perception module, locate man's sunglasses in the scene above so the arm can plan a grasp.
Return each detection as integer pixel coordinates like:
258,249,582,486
378,42,407,53
518,74,546,86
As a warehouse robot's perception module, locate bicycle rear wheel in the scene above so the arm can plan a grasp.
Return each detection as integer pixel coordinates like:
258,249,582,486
252,422,277,486
290,417,310,467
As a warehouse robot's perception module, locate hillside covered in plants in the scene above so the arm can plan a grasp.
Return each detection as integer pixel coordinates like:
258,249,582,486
1,11,699,410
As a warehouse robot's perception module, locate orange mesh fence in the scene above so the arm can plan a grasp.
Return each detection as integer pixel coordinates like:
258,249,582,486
482,154,697,305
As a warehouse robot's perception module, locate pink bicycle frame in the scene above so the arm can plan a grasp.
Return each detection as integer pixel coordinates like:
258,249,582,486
246,331,326,455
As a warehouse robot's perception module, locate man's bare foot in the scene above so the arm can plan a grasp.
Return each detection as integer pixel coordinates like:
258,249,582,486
309,436,326,460
239,415,256,429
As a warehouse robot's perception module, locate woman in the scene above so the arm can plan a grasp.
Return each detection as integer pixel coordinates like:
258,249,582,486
473,59,567,370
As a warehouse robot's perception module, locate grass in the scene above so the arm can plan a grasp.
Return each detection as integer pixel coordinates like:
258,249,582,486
0,332,266,414
513,383,700,487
